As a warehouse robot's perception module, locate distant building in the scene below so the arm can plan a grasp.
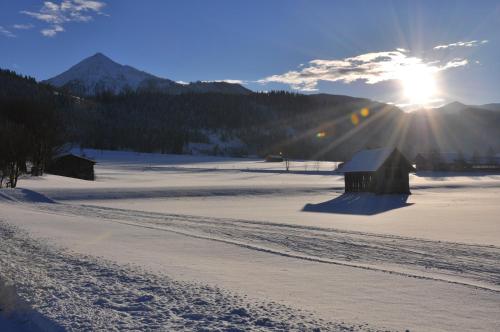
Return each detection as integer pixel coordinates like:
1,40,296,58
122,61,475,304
265,154,284,162
340,148,415,194
46,154,96,180
415,152,500,172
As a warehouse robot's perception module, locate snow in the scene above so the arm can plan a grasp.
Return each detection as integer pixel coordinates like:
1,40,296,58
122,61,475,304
340,147,395,172
1,149,500,331
185,131,246,156
0,222,346,331
0,278,61,332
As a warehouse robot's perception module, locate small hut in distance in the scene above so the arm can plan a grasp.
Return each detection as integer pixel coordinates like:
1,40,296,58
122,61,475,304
46,153,96,180
340,148,415,194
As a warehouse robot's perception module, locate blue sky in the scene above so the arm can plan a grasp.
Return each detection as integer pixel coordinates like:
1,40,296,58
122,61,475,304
1,0,499,108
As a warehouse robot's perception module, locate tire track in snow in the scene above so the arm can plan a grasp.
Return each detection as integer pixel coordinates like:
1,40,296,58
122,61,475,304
28,201,500,292
0,221,385,331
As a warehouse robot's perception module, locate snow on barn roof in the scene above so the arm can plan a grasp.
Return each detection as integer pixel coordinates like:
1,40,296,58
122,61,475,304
53,153,96,164
340,148,395,173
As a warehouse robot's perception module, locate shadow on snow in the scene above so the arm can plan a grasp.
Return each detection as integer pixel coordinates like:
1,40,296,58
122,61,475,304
302,193,413,216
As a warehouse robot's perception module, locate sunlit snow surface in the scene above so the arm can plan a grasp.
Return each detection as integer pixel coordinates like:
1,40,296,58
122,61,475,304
1,149,499,331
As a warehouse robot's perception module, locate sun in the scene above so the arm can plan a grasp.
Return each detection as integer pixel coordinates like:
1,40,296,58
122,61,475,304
400,66,438,106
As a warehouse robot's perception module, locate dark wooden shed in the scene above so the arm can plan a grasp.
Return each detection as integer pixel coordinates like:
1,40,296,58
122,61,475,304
47,154,96,180
341,148,415,194
265,154,284,162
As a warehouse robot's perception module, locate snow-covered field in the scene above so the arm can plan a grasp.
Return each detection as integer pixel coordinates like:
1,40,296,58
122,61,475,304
1,149,499,331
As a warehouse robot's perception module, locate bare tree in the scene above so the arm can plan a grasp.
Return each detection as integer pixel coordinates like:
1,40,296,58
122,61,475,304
0,121,29,188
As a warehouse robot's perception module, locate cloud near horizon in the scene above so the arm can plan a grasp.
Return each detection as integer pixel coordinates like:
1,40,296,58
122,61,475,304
21,0,106,37
434,40,488,50
258,49,470,92
208,79,245,85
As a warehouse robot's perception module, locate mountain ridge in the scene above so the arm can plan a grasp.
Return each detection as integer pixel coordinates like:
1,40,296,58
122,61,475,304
431,101,500,113
44,53,251,96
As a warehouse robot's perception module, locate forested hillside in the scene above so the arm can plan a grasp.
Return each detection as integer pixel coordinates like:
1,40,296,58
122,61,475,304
66,91,404,159
0,69,71,187
2,68,500,181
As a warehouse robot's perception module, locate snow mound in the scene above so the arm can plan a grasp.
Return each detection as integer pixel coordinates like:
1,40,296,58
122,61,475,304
0,189,55,204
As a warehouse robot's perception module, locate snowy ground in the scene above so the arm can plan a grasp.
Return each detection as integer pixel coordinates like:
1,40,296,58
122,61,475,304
1,149,499,331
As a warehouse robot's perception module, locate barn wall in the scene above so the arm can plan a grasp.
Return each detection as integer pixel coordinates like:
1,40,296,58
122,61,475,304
47,157,95,181
344,168,410,194
374,167,410,194
344,172,376,193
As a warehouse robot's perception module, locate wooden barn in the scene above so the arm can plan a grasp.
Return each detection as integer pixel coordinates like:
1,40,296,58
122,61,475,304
47,154,96,180
341,148,415,194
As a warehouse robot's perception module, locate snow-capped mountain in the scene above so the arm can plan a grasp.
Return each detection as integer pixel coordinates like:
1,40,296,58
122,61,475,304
44,53,251,96
431,101,500,113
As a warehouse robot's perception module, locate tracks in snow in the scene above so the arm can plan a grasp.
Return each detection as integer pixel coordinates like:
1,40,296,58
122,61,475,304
0,221,383,331
31,200,500,292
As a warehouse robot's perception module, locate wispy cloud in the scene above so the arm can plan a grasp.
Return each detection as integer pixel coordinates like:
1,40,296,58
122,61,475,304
0,26,16,38
21,0,106,37
434,40,488,50
258,50,468,92
12,23,34,30
41,25,65,37
202,79,246,84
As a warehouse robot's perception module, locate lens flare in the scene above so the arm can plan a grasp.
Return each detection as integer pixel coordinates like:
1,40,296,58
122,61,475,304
351,113,360,126
316,131,326,138
360,108,369,117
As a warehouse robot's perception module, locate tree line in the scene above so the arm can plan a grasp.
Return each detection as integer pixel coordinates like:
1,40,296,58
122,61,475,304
67,89,399,159
2,67,499,189
0,69,67,187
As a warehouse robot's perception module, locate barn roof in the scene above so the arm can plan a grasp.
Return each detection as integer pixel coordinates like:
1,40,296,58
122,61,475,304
340,148,397,173
53,153,96,164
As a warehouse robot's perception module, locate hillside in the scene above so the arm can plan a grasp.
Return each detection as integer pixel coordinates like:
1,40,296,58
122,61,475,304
2,68,500,161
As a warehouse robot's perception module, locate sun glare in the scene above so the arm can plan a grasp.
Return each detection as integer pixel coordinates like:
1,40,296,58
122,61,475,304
400,66,438,106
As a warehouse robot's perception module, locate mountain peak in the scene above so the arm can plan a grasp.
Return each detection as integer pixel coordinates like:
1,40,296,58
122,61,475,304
80,52,120,67
434,101,468,113
445,101,467,108
88,52,112,61
44,53,251,96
